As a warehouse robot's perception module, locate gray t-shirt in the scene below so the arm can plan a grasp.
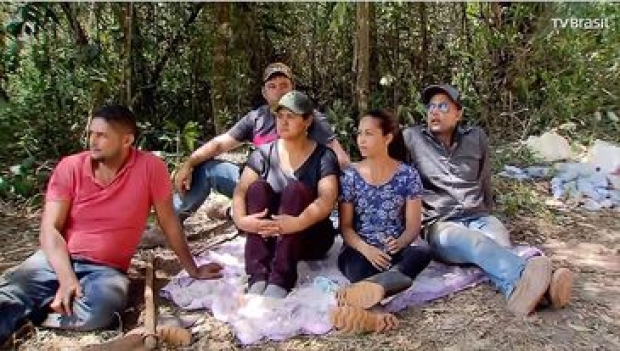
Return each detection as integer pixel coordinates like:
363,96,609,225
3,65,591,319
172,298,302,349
246,141,340,195
227,105,336,147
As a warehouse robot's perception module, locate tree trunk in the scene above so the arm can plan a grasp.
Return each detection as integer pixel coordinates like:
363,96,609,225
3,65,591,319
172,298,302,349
132,3,204,121
392,4,402,110
354,1,370,115
310,4,318,96
238,3,264,108
123,2,133,105
369,3,378,95
419,2,429,85
212,2,232,134
60,2,89,46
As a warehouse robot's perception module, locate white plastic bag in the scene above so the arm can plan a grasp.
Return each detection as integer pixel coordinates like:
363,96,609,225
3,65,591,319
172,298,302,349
587,140,620,174
525,132,572,162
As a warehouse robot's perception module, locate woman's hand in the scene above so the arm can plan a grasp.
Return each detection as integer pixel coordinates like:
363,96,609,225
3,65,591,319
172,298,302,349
271,214,303,235
384,236,408,255
360,243,392,271
237,209,277,236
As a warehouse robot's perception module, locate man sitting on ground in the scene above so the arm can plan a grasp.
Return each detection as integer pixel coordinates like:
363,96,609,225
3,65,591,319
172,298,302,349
404,84,573,316
170,63,348,221
0,105,222,346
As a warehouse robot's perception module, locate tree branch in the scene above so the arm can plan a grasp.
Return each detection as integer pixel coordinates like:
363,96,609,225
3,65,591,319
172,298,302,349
59,2,88,46
151,3,205,85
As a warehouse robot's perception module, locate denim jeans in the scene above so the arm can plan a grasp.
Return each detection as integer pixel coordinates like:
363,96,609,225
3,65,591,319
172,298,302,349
173,159,240,222
0,250,129,342
426,215,526,297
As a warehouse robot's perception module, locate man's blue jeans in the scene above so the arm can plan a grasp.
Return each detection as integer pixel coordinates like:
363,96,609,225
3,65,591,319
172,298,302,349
0,250,129,342
427,215,526,298
173,159,240,222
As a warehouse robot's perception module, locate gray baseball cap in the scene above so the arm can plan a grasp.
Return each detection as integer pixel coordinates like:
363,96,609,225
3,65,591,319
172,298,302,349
276,91,314,116
422,84,462,109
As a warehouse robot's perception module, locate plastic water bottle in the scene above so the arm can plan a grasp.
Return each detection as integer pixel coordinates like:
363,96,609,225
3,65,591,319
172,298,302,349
312,276,339,294
550,177,565,199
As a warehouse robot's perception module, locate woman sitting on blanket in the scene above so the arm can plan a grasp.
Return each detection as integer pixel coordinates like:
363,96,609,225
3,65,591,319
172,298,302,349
331,109,432,333
232,90,340,299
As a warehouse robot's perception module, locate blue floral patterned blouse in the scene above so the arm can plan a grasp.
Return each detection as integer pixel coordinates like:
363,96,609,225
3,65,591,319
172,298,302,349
340,163,423,248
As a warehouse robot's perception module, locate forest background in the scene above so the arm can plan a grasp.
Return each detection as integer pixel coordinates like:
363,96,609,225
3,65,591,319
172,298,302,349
0,2,618,205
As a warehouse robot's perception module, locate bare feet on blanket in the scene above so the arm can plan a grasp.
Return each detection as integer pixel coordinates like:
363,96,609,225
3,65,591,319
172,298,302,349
330,306,399,334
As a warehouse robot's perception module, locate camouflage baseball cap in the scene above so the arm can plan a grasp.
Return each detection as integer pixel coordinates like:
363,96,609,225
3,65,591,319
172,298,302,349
263,62,293,83
276,90,313,115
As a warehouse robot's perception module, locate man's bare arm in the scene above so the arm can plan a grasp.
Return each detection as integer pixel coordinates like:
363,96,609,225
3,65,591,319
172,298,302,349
186,133,242,168
326,138,351,169
40,199,82,315
40,200,75,286
153,197,222,280
175,133,242,193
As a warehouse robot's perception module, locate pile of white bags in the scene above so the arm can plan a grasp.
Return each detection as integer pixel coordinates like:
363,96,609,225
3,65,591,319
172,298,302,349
500,136,620,211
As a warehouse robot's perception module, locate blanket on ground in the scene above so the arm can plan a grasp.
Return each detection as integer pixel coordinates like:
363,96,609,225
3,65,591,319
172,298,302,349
161,237,540,345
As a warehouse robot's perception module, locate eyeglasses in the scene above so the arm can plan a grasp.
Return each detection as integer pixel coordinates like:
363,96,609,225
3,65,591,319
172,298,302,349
426,102,450,113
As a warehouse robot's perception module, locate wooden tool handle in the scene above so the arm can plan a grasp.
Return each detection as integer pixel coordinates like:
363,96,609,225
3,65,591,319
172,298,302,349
144,251,158,349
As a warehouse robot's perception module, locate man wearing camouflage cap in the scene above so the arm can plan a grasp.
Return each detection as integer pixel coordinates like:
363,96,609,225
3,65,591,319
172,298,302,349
146,63,350,240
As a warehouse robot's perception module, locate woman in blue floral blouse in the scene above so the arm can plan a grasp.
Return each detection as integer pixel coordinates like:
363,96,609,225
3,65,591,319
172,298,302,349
331,110,432,333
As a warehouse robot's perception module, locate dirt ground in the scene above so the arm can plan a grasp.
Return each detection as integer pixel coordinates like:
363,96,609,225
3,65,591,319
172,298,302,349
1,180,619,350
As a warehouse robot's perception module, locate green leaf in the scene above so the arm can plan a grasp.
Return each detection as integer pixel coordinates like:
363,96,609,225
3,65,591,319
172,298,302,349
21,156,35,170
0,176,7,193
6,21,24,37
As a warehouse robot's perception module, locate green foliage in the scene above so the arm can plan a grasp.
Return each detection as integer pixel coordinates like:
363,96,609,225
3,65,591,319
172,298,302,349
494,177,549,219
513,3,620,142
325,99,358,160
490,143,539,174
1,2,619,206
491,144,549,219
0,157,50,205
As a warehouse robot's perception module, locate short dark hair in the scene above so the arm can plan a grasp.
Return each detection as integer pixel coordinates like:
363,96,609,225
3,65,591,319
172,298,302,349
92,104,137,136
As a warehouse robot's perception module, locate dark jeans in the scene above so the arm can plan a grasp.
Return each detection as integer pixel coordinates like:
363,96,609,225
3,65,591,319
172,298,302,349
338,243,432,283
243,180,336,291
